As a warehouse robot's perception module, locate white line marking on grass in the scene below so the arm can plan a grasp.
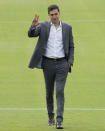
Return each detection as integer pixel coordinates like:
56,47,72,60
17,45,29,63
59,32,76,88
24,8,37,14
0,107,105,111
0,21,30,24
0,108,46,111
68,19,105,23
65,108,105,111
0,19,105,24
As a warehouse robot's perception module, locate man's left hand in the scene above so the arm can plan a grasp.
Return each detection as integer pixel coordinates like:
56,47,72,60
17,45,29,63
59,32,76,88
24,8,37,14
68,63,73,67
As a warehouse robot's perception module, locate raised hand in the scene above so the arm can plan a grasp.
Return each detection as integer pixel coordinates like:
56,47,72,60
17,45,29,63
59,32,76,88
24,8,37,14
32,14,39,27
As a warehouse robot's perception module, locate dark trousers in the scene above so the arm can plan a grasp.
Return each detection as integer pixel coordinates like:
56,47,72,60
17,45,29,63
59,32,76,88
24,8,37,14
42,57,69,122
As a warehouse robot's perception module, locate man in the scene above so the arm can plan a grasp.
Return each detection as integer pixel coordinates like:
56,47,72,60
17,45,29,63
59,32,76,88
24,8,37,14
28,5,74,129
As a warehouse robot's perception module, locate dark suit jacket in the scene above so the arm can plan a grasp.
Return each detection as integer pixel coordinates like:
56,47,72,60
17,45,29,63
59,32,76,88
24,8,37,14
28,21,74,72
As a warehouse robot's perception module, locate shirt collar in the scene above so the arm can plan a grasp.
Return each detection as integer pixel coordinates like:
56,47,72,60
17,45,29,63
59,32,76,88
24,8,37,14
50,21,62,27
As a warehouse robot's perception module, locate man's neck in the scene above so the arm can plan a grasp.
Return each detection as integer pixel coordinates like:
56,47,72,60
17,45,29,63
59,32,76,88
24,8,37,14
53,21,60,29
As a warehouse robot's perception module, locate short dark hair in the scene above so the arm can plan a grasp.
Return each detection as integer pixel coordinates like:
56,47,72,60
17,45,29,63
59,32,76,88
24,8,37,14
48,4,60,14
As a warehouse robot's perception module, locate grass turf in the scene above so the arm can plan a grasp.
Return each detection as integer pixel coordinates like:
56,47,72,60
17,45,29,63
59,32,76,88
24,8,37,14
0,0,105,130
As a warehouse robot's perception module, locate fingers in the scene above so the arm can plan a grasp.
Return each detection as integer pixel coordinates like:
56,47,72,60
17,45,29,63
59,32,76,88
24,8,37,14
32,14,39,27
35,14,39,21
32,14,39,24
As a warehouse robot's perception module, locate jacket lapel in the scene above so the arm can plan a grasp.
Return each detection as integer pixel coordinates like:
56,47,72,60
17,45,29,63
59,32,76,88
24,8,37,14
46,21,51,41
62,22,66,47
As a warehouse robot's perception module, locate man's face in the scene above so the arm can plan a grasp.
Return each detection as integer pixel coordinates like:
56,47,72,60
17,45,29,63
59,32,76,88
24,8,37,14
48,9,60,24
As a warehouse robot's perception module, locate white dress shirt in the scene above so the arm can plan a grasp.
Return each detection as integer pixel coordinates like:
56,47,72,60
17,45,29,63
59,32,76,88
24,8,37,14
45,21,65,58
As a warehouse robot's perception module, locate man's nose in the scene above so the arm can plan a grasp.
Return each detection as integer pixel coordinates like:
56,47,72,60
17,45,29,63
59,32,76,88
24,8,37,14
52,15,56,18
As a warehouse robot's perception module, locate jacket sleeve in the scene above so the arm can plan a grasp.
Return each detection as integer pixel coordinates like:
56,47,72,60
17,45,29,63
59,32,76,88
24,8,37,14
28,24,41,37
68,26,74,65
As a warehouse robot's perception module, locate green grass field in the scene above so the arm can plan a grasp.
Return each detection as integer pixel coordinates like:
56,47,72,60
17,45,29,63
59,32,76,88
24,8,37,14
0,0,105,130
